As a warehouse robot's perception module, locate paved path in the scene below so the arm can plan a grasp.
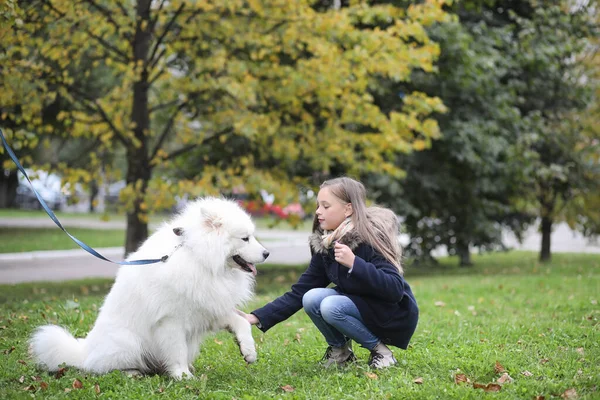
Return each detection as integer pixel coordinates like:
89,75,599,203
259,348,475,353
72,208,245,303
0,217,598,284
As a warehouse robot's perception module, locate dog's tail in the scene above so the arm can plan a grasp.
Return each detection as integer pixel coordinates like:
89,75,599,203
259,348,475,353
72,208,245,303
29,325,86,371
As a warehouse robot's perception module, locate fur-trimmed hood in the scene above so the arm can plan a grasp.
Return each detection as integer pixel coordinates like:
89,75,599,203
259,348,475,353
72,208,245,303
309,229,363,254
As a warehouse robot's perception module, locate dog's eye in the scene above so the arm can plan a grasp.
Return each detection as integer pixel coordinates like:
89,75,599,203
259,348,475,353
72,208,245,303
242,237,249,242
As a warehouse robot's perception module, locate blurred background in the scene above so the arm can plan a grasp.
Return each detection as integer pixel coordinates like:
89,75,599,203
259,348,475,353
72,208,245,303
1,0,599,265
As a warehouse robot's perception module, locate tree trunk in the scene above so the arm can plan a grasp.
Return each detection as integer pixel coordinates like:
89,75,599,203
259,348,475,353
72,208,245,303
457,241,473,267
88,180,98,213
124,0,153,256
0,169,18,208
540,215,552,262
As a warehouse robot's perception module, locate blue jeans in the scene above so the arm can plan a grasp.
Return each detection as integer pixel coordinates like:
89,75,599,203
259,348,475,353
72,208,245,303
302,288,380,350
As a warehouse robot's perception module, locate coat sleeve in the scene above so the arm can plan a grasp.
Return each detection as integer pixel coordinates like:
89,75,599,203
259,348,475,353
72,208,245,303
344,249,405,303
251,253,329,332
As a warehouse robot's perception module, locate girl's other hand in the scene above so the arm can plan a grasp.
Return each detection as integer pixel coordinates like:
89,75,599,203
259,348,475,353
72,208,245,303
334,242,356,269
236,309,259,325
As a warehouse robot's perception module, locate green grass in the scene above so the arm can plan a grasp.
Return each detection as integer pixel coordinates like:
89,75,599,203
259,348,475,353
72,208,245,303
0,228,126,253
0,252,598,399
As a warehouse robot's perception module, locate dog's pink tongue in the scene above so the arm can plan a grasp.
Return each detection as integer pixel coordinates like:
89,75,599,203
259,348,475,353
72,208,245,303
249,263,257,276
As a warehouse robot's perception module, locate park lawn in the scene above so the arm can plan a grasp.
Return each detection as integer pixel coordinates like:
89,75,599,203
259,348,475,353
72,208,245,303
0,252,598,399
0,228,126,253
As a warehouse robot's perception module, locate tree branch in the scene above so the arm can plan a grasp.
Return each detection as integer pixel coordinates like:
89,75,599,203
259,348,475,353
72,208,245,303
150,100,189,160
68,85,130,147
84,0,132,41
147,3,185,69
42,0,131,64
162,127,235,161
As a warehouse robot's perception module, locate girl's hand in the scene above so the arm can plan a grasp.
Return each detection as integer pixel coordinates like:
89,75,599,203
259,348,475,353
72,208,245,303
334,242,356,269
236,309,259,325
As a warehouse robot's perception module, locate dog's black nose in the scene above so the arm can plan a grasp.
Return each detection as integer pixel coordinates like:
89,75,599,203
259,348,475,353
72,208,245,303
263,250,270,260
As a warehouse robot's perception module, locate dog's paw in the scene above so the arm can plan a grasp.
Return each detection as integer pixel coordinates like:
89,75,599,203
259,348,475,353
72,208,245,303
171,367,194,380
122,369,143,378
242,347,257,364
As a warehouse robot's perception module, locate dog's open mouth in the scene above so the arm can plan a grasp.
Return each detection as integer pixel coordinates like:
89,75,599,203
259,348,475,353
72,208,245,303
232,255,257,276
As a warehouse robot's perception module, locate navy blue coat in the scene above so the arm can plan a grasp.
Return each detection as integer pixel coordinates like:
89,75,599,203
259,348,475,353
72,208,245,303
252,232,419,349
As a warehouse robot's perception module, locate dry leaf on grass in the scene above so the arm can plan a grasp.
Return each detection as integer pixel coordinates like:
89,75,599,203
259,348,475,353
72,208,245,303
533,396,545,400
434,301,446,307
413,377,424,384
521,370,533,377
22,385,36,391
540,358,550,364
17,359,27,365
72,379,83,389
55,367,68,379
3,346,15,354
281,385,295,392
494,361,506,374
40,382,49,390
473,383,502,392
562,388,577,399
576,348,584,356
94,383,101,394
18,376,25,383
454,373,470,385
214,339,223,345
497,373,513,384
365,372,378,380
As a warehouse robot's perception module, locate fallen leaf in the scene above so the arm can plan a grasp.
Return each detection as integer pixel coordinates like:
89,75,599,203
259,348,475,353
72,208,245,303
473,383,502,392
23,385,36,391
158,387,165,393
540,358,550,364
3,346,15,354
434,301,446,307
562,388,577,399
17,359,27,365
413,377,424,384
94,383,101,394
454,373,470,385
494,361,506,374
40,382,49,390
64,388,72,393
31,376,41,381
365,372,378,380
72,379,83,389
497,373,513,384
214,339,223,345
576,348,584,356
18,376,25,383
55,367,68,379
295,333,301,342
522,370,533,377
281,385,295,392
533,396,545,400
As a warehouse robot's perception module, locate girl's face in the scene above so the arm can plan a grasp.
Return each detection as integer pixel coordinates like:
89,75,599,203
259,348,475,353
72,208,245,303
316,187,352,231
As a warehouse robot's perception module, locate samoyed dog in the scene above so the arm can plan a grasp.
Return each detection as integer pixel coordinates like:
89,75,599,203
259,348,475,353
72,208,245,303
30,197,269,379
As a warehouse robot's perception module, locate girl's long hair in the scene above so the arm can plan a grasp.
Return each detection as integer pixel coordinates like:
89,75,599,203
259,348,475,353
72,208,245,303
312,177,403,274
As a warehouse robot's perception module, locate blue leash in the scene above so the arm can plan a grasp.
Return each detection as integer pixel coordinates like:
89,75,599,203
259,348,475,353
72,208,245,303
0,128,166,265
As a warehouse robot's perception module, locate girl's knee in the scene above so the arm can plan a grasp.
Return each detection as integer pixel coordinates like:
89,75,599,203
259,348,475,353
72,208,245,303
302,288,328,310
320,296,348,322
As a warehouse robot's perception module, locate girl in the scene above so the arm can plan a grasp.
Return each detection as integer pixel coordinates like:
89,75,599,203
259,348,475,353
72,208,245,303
240,177,418,368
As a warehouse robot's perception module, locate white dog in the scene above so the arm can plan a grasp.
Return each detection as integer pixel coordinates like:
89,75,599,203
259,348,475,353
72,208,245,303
30,197,269,379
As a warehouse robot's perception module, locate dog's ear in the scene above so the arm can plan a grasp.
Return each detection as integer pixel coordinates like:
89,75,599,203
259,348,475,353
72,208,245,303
173,227,184,236
202,210,223,230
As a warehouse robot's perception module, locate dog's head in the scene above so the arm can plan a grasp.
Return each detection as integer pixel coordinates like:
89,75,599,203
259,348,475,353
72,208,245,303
172,197,269,275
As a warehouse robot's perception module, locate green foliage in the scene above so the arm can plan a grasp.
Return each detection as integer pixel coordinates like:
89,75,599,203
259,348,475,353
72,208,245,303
0,252,598,399
369,0,598,264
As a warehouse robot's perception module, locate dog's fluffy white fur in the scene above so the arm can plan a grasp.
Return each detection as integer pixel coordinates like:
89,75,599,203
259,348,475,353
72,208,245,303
30,197,269,379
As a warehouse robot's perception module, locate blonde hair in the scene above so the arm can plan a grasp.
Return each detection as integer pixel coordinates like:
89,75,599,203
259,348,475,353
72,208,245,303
312,177,403,274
